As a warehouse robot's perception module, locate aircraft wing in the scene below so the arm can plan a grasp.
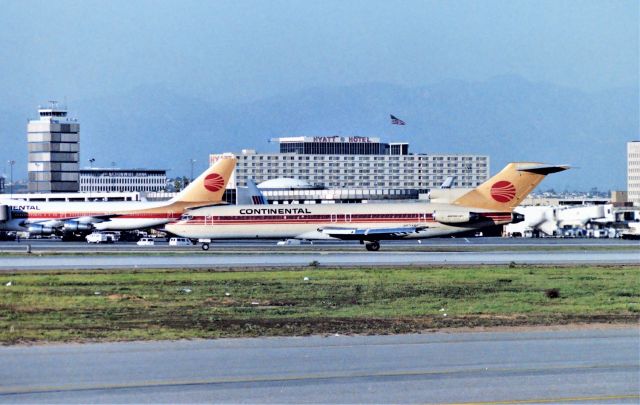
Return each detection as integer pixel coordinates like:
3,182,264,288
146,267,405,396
319,225,424,240
24,214,117,226
23,214,120,232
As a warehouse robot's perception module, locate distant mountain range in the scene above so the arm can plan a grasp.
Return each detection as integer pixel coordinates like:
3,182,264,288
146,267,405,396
2,75,637,191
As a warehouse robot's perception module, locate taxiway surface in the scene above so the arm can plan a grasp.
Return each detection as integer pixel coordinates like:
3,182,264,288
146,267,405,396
1,328,637,403
0,238,638,270
1,250,639,271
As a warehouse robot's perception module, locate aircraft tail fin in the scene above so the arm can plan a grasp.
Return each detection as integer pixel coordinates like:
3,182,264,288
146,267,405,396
453,162,569,211
171,154,237,203
236,178,269,205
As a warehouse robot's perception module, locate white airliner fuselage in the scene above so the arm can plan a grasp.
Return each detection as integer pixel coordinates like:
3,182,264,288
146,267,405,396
0,200,187,233
167,202,513,249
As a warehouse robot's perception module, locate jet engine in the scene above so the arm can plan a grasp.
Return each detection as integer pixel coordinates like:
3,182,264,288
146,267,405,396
511,212,525,224
63,221,94,232
433,211,479,224
27,224,55,235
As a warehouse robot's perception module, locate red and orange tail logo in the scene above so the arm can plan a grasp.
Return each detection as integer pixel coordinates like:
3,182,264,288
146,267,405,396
172,155,237,203
490,181,516,203
204,173,225,192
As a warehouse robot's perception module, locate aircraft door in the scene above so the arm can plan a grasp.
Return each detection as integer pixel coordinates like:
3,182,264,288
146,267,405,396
330,214,337,223
344,214,352,223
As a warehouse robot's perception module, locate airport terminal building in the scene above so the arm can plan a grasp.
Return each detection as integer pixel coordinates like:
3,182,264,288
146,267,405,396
212,136,489,203
79,169,167,193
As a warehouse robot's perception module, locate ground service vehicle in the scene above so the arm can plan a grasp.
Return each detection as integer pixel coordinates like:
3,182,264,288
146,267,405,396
86,232,115,244
169,237,193,246
136,238,155,246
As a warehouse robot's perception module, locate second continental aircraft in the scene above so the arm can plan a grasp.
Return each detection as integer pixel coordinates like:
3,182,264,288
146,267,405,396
167,162,568,251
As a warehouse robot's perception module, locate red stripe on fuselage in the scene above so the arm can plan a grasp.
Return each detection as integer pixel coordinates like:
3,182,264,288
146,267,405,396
181,212,512,225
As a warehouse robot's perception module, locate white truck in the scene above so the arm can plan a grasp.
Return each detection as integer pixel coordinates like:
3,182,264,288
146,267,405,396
86,232,116,244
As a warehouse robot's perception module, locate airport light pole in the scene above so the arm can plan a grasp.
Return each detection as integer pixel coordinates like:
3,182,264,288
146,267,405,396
7,160,15,198
88,159,96,199
190,158,196,182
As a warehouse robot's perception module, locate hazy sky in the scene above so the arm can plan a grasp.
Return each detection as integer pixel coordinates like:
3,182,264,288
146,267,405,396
1,0,637,104
0,0,638,188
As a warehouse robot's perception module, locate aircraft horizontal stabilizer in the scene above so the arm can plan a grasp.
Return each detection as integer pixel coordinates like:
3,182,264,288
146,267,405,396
516,164,570,175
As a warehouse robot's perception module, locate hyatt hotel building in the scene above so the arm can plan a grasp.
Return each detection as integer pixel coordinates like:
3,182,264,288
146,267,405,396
211,136,489,204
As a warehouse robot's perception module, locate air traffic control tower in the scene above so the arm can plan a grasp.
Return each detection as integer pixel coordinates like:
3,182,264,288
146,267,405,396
27,102,80,192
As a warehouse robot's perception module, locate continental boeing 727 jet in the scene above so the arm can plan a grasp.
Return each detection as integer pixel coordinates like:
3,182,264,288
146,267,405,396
166,162,568,251
0,155,236,236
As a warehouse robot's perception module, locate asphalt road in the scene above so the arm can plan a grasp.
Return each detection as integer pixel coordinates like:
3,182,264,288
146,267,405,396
0,328,637,403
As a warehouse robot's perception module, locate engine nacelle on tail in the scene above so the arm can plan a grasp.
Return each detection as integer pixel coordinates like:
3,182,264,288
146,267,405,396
27,224,54,235
511,213,525,224
433,211,479,224
63,221,93,232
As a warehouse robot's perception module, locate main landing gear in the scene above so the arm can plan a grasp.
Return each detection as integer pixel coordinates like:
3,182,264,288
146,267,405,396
201,243,210,251
364,241,380,251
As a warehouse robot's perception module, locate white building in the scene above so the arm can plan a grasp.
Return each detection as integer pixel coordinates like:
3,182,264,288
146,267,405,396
0,191,140,202
504,204,617,237
211,136,489,194
27,103,80,192
79,169,167,193
628,141,640,205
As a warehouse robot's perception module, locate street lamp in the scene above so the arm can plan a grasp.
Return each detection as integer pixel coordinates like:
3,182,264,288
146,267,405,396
89,158,95,168
190,158,196,182
7,160,15,198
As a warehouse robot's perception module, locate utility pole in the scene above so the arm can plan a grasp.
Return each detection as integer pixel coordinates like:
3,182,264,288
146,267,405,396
7,160,15,198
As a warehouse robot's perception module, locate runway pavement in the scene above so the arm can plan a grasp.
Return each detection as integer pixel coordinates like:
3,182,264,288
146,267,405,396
0,327,637,403
0,238,638,270
0,249,639,271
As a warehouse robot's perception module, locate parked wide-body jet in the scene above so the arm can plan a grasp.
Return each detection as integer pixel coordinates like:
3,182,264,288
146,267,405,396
0,155,236,236
167,162,568,251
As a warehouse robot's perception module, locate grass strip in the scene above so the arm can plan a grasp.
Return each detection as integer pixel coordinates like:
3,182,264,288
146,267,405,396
0,265,638,344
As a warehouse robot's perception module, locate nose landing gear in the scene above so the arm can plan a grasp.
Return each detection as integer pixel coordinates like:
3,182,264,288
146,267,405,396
364,241,380,251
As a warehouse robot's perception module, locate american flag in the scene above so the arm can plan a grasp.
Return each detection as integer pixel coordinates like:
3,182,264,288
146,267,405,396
390,114,406,125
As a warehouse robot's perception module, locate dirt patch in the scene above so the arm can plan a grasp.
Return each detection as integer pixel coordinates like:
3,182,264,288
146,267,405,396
106,294,145,302
153,314,639,337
